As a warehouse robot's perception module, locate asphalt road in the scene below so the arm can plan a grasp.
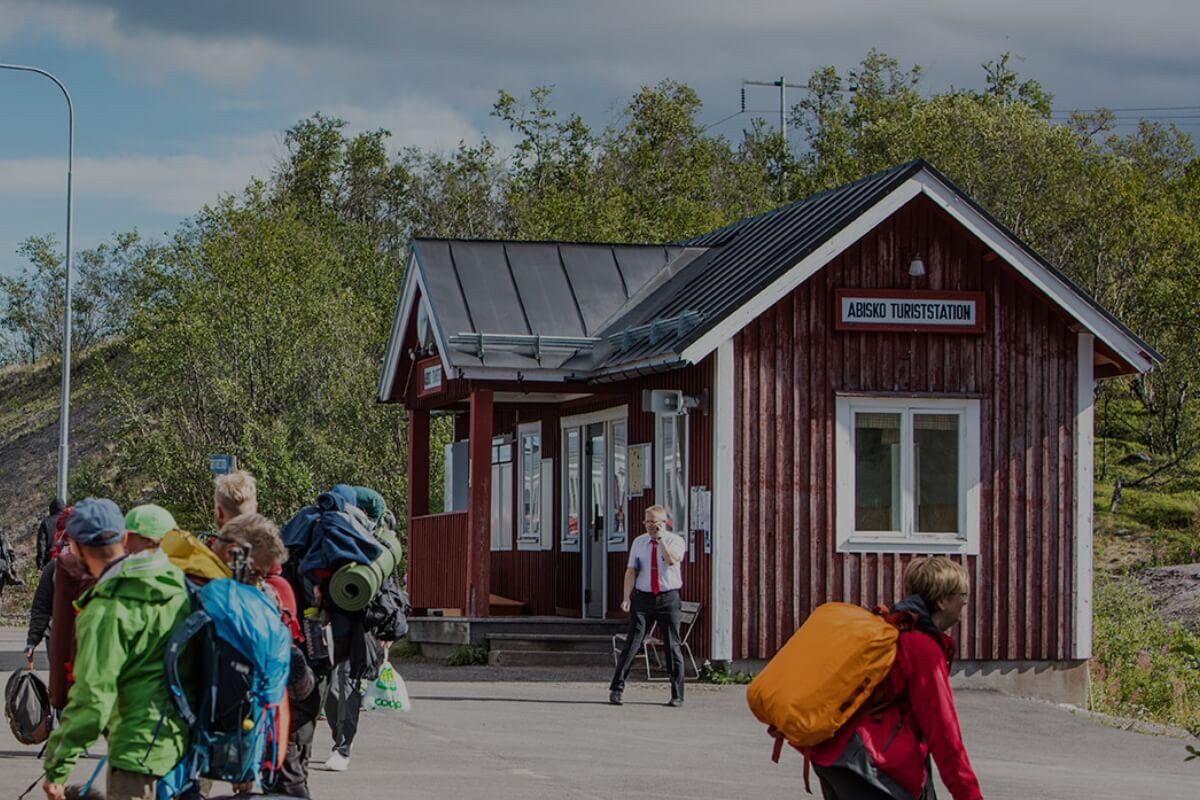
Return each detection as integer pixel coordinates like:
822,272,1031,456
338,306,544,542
1,627,1196,799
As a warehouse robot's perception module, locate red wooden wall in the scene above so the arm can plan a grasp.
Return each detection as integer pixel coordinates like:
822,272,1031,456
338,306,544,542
408,511,469,609
733,194,1078,662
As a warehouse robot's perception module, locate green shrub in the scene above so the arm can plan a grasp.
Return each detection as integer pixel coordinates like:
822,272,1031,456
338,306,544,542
389,637,422,660
699,660,754,685
1127,492,1199,531
1090,576,1200,733
445,644,488,666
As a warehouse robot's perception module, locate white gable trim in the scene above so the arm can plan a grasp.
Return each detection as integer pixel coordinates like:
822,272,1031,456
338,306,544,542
914,172,1154,374
680,178,924,363
680,169,1156,374
377,254,453,402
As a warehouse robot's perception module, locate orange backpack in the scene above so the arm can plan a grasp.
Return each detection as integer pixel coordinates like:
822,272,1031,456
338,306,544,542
746,603,900,761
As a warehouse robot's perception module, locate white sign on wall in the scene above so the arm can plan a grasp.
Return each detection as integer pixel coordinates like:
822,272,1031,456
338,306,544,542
835,290,986,334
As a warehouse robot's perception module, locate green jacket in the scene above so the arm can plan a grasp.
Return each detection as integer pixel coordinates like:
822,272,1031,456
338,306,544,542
43,549,191,783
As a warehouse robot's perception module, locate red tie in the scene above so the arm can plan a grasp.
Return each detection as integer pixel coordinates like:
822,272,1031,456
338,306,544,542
650,539,661,594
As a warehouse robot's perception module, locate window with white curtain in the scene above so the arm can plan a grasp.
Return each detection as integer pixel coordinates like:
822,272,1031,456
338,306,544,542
517,422,542,550
490,436,513,551
656,413,688,534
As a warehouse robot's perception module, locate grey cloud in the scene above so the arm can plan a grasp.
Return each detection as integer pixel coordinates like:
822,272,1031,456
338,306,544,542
14,0,1200,134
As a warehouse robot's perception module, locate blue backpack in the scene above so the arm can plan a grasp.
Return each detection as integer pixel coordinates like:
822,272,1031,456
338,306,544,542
157,579,291,800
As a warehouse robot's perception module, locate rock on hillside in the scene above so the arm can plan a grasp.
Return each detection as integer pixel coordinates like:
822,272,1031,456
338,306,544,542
1136,564,1200,632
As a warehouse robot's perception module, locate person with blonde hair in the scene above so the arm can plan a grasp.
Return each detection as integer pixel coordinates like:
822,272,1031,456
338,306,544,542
213,470,258,529
809,556,983,800
608,504,687,707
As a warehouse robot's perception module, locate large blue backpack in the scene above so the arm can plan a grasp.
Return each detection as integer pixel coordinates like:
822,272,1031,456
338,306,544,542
157,579,291,800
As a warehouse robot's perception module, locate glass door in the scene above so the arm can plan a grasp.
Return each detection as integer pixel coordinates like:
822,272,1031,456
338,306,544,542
583,423,607,618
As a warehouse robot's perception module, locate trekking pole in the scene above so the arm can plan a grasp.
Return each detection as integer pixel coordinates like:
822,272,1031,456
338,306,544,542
17,770,46,800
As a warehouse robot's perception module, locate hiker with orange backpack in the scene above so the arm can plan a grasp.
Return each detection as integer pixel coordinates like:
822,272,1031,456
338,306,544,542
807,556,983,800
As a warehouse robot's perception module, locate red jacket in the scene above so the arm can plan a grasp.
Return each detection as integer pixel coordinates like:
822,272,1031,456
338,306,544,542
810,623,982,800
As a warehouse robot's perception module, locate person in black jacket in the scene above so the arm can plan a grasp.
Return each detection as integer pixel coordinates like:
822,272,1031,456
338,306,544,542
37,497,67,569
24,560,56,662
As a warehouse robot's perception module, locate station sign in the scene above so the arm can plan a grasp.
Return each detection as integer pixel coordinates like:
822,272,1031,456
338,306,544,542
835,289,986,334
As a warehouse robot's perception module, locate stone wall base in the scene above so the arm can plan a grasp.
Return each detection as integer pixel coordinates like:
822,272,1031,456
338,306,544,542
730,658,1089,706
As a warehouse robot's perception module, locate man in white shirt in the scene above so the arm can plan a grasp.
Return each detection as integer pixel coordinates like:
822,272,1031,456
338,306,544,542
609,504,687,707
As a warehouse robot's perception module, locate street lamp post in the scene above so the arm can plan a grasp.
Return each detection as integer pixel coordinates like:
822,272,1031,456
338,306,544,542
0,63,74,501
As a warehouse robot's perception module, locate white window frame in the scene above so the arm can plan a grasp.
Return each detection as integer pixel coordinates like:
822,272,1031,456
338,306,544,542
655,412,689,535
835,396,980,555
490,436,513,551
516,422,544,551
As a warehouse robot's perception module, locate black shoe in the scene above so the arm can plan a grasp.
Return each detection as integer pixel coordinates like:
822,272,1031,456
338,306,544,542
667,697,683,707
609,690,623,705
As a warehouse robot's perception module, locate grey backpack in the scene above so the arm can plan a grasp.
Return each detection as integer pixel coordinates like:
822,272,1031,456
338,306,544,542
4,668,53,745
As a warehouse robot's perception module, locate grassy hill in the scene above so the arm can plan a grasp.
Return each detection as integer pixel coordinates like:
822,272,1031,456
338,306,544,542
0,346,123,620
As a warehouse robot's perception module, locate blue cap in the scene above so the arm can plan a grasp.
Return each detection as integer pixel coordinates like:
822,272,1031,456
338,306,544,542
66,498,126,546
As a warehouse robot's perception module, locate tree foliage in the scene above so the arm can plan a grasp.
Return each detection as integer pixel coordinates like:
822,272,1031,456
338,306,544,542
2,50,1197,518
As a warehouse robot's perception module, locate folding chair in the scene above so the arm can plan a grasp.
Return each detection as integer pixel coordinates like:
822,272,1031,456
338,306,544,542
612,601,703,680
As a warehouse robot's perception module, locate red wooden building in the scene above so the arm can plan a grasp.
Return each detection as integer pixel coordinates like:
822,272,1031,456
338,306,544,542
377,160,1159,696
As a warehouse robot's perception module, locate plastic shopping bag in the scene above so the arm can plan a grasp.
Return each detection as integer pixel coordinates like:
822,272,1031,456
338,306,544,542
362,658,411,712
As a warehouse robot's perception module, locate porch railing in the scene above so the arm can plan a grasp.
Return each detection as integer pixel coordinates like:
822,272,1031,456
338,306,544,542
408,511,469,610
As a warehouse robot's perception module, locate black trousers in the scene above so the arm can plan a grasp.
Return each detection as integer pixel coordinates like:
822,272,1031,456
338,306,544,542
264,683,322,798
814,764,938,800
609,589,684,700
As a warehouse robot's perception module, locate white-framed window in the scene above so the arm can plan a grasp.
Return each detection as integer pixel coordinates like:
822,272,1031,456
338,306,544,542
835,396,980,554
490,436,513,551
562,428,582,553
656,413,688,534
516,422,545,551
608,419,629,552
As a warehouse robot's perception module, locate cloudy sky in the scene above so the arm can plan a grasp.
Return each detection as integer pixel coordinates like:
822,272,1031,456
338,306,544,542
0,0,1197,275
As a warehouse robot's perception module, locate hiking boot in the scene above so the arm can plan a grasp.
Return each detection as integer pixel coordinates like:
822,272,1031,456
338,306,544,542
608,690,623,706
323,751,350,772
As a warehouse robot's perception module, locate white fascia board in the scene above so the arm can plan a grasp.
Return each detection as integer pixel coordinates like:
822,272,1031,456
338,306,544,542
710,338,735,661
1073,334,1096,659
914,172,1156,374
680,179,924,363
377,254,419,402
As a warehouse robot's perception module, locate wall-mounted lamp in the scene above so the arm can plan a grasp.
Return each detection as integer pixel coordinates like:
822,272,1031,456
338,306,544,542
908,255,926,277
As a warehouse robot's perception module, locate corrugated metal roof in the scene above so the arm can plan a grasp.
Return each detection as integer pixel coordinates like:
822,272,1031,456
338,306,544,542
402,159,1160,383
592,160,922,370
412,239,703,371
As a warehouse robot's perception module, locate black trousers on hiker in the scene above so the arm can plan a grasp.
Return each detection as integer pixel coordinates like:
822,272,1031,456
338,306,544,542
264,684,321,798
814,763,938,800
609,589,684,701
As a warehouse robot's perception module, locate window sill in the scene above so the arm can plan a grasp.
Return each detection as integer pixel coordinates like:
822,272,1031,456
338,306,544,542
838,536,975,555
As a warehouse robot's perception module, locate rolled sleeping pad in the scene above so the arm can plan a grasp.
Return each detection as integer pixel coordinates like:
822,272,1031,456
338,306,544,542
330,526,403,612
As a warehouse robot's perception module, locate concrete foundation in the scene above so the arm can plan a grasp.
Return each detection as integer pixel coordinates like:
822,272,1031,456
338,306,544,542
950,660,1090,706
731,658,1090,705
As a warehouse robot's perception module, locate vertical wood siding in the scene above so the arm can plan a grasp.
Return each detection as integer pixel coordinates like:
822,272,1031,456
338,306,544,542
733,195,1077,662
409,511,469,609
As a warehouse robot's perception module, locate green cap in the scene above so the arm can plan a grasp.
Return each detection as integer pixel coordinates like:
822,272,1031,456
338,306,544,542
353,486,386,522
124,504,178,541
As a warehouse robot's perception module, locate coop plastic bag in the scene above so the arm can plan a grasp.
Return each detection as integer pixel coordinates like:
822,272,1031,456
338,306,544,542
362,658,411,712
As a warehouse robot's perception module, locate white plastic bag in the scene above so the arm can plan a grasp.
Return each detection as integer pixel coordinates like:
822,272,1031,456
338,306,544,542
362,658,411,712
